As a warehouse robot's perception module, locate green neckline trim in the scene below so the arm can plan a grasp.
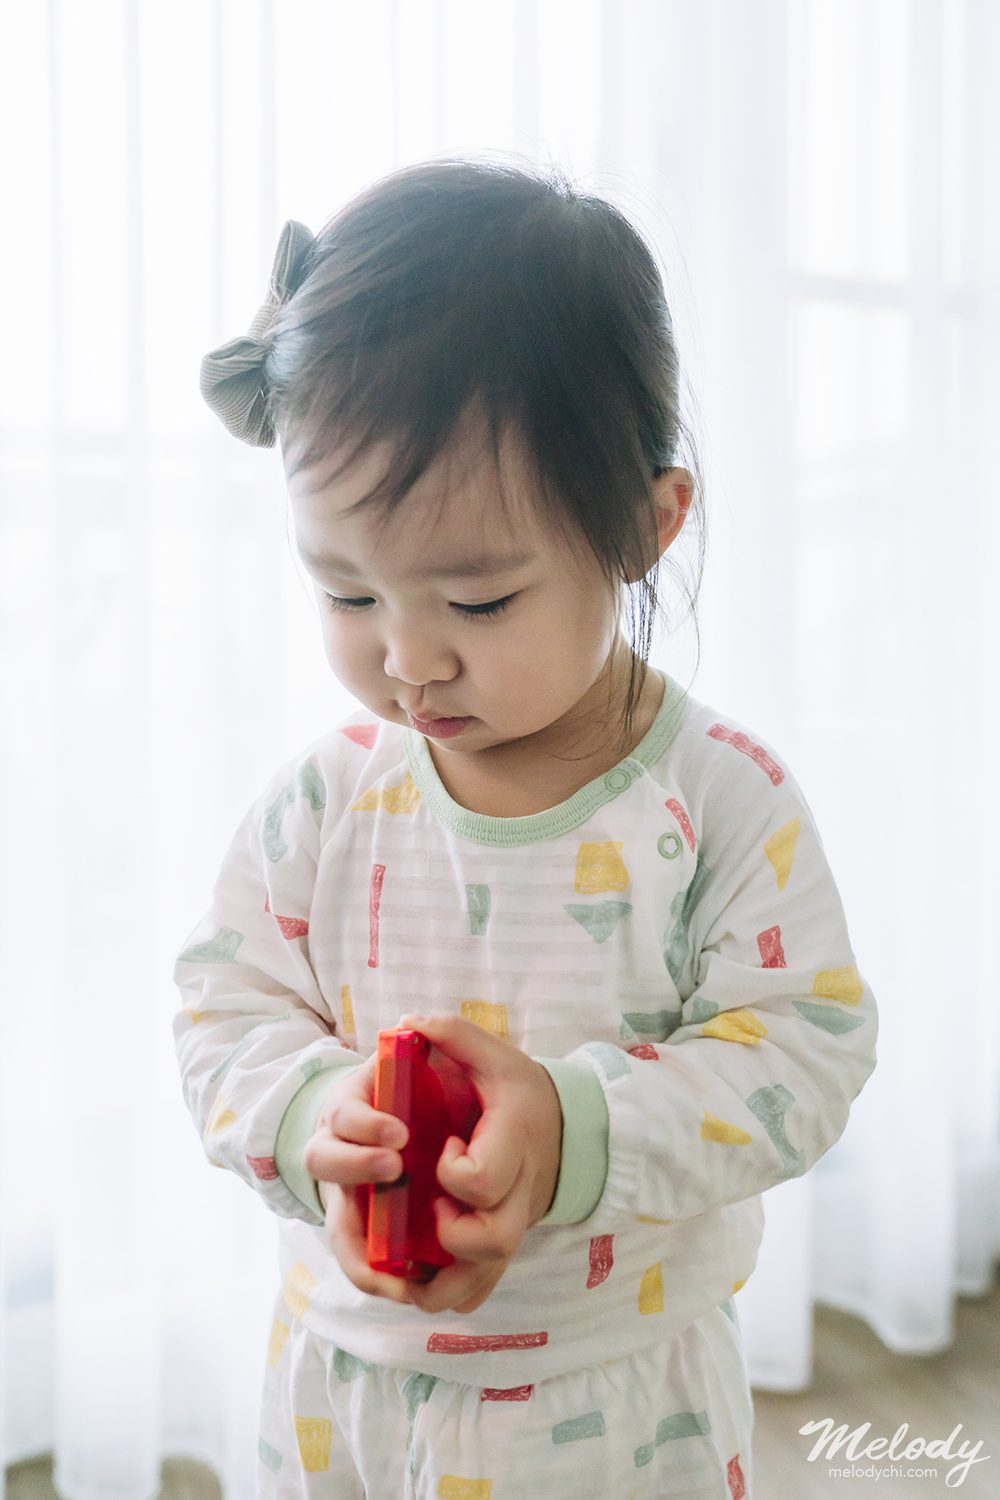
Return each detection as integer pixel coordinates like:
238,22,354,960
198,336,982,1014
402,669,690,847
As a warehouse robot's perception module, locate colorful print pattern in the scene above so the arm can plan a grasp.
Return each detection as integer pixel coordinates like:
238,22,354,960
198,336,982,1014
172,681,876,1404
255,1288,753,1498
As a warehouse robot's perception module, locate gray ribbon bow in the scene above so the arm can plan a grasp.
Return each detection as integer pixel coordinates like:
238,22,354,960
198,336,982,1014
198,218,315,448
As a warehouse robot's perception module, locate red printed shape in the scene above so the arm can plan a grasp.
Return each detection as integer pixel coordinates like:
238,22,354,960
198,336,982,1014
664,797,696,852
368,863,385,968
480,1385,534,1402
274,913,309,939
340,722,379,749
247,1154,280,1180
628,1044,659,1060
758,925,786,968
587,1235,614,1288
727,1453,746,1499
706,724,784,786
262,893,307,937
426,1331,548,1354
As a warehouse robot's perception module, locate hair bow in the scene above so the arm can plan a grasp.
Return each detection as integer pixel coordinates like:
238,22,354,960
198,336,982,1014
198,218,315,448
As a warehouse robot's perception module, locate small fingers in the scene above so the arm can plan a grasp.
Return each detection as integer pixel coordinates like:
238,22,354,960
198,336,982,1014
305,1131,404,1188
325,1096,409,1151
436,1123,519,1210
325,1183,414,1305
306,1096,409,1188
405,1252,504,1315
433,1185,528,1264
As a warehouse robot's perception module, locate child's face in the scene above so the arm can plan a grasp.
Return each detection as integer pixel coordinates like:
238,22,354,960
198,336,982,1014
286,422,636,762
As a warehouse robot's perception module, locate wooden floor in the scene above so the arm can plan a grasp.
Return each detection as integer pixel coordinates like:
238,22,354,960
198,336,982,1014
6,1286,998,1499
751,1283,999,1498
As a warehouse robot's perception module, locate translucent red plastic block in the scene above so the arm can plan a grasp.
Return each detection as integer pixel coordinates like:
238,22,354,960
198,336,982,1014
355,1028,482,1282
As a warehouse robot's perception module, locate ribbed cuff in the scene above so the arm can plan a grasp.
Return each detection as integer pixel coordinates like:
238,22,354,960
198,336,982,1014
274,1060,363,1218
531,1057,609,1225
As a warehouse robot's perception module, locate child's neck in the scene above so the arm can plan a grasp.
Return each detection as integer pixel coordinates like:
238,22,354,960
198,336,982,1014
426,665,664,819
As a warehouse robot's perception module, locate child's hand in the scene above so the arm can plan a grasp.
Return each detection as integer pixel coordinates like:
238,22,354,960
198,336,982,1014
303,1054,416,1307
392,1011,563,1316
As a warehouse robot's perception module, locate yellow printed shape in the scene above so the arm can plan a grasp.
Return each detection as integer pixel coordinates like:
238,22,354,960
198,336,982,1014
732,1279,747,1293
350,773,421,815
639,1262,664,1314
701,1008,768,1046
267,1318,290,1369
637,1215,673,1225
460,1000,509,1038
764,817,800,890
282,1261,318,1320
813,965,864,1005
437,1479,492,1500
575,841,629,894
294,1415,332,1473
204,1097,236,1137
341,983,356,1036
702,1112,753,1145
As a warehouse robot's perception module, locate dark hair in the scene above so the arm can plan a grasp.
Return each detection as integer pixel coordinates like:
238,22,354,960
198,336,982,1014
264,153,706,754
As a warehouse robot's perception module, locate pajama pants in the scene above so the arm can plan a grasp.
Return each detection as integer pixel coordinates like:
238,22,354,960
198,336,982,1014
256,1287,754,1500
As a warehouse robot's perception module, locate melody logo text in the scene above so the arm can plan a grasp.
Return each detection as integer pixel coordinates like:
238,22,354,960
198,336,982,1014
797,1419,991,1488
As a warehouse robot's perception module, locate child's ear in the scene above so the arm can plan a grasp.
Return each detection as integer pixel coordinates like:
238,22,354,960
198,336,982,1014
627,467,692,582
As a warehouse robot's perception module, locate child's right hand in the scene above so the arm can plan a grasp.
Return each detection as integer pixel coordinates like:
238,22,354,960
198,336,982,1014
303,1053,416,1305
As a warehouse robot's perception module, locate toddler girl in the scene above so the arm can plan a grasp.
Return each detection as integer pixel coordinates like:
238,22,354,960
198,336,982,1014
175,155,878,1499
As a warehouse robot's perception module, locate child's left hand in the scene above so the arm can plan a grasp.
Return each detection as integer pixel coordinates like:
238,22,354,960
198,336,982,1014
393,1011,563,1316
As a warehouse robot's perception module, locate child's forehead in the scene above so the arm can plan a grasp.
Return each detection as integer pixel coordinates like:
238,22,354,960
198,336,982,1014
286,428,557,560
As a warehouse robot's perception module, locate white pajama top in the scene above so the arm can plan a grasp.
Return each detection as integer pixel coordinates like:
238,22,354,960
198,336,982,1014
171,669,878,1388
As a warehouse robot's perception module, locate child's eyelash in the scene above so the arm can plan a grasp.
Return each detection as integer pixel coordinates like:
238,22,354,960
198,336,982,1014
321,593,516,622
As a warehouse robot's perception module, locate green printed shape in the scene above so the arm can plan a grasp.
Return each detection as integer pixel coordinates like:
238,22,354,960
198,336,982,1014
262,763,326,863
666,855,713,981
209,1032,256,1084
688,995,720,1024
263,783,296,862
622,1009,676,1037
552,1410,607,1444
209,1011,294,1084
721,1297,736,1323
332,1345,373,1382
584,1042,632,1082
665,853,717,984
684,853,713,913
466,883,491,936
302,1053,334,1081
564,900,633,943
619,1016,639,1044
747,1083,805,1177
400,1369,438,1478
634,1408,712,1467
657,830,682,860
663,919,689,986
655,1409,712,1442
179,926,243,964
297,761,326,812
258,1434,283,1475
793,1000,867,1035
401,1370,438,1424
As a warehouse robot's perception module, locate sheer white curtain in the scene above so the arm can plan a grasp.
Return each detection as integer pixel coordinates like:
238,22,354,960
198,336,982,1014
2,1,998,1495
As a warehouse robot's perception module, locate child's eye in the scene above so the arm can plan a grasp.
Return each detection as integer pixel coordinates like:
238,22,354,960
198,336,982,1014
321,593,516,622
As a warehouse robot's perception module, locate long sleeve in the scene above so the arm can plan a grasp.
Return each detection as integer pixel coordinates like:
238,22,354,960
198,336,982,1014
539,735,878,1234
171,749,366,1226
